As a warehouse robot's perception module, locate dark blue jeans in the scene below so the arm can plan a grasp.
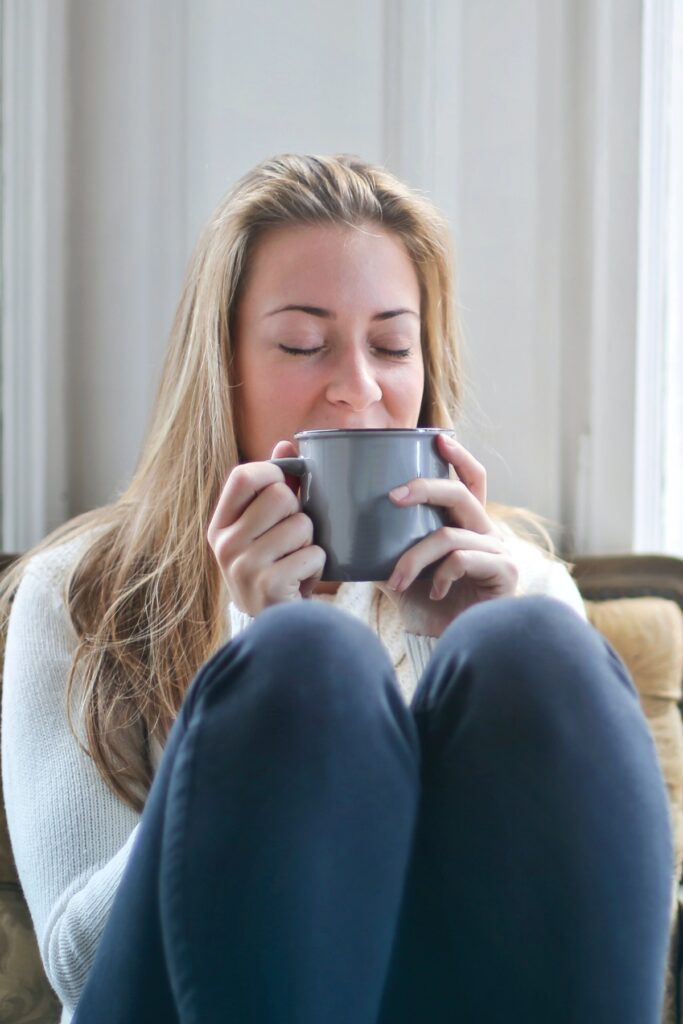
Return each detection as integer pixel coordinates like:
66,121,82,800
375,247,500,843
73,596,674,1023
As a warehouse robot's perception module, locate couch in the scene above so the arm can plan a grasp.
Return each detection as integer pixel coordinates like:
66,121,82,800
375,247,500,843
1,551,682,1023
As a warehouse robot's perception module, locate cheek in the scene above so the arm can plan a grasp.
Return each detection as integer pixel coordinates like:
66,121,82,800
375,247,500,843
242,361,320,424
234,351,271,440
273,362,326,399
383,363,424,410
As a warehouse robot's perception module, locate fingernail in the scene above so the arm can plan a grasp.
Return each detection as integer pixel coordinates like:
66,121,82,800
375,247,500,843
429,582,440,600
388,572,403,592
389,485,410,501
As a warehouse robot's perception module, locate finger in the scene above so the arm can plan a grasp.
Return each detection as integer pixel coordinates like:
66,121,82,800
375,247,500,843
260,545,327,604
271,439,302,496
271,440,297,459
229,481,302,548
210,479,301,577
238,511,314,571
429,549,519,600
388,527,504,591
299,577,318,600
388,477,492,534
208,455,293,540
436,433,487,505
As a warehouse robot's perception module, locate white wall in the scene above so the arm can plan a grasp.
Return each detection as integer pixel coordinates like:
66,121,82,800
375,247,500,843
65,0,387,514
184,1,386,248
448,0,564,526
563,0,643,555
66,0,188,509
3,0,644,555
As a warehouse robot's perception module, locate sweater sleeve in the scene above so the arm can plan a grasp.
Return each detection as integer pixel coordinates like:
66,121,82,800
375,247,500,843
229,602,255,639
1,564,142,1013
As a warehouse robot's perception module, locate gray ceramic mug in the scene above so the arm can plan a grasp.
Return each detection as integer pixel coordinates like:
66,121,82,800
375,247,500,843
270,427,454,582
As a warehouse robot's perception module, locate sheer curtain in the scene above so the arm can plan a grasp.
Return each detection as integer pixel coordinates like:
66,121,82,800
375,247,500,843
635,0,683,555
663,0,683,553
0,0,3,528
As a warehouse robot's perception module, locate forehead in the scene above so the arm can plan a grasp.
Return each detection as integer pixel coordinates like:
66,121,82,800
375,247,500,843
240,222,420,312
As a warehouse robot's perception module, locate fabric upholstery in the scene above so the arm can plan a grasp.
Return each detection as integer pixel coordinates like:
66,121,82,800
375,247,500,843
584,598,683,878
0,624,61,1022
584,597,683,1024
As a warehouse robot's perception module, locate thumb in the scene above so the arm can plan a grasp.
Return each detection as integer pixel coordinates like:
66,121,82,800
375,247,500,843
270,439,298,460
270,438,300,496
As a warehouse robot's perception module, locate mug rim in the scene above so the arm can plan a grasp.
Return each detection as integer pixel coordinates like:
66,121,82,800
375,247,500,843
294,427,455,439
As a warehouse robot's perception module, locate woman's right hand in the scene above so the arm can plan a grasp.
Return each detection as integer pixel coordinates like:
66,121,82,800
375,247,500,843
207,440,327,617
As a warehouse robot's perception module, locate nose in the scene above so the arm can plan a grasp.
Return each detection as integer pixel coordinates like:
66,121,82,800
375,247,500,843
324,348,383,411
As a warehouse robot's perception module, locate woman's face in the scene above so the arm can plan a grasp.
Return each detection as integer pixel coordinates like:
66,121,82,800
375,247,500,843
232,222,425,462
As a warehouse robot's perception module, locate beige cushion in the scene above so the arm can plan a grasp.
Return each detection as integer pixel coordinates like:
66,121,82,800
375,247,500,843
584,597,683,1024
584,597,683,701
584,597,683,886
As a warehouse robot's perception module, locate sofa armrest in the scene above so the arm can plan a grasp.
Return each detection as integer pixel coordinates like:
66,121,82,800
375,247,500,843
572,554,683,612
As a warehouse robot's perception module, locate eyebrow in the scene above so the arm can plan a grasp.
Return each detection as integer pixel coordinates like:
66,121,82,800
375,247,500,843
263,304,420,322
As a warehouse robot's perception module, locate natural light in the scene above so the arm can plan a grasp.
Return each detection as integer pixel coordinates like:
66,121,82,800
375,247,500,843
636,0,683,555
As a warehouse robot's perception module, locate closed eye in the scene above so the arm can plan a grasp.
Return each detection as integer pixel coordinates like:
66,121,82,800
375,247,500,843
374,347,413,359
278,345,323,356
278,345,413,359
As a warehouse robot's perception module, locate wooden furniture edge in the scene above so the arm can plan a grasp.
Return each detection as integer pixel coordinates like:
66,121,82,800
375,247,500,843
570,554,683,612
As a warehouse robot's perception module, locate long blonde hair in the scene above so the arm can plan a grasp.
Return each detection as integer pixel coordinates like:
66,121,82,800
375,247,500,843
0,153,553,812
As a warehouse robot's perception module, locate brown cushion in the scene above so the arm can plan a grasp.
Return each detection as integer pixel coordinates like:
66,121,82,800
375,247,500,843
584,597,683,892
0,623,61,1022
0,890,61,1023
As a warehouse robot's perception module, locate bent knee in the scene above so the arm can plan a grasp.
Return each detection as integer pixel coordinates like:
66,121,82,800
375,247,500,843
250,599,386,668
421,596,627,723
450,595,595,668
209,600,396,716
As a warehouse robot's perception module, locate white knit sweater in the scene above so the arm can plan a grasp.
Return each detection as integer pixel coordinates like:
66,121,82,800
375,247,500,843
1,527,586,1022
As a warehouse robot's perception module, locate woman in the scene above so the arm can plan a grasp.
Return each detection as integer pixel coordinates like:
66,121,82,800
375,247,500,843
0,153,673,1023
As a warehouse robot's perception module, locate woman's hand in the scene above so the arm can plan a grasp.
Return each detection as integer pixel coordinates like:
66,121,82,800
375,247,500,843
376,433,519,637
207,440,326,617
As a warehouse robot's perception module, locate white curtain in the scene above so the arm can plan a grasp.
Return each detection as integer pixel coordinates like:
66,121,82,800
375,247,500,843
635,0,683,554
663,0,683,553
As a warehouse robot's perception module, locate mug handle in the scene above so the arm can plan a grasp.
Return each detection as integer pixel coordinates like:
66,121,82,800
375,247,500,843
269,456,308,477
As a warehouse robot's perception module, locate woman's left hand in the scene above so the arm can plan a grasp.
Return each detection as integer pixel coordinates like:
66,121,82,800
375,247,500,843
376,433,519,638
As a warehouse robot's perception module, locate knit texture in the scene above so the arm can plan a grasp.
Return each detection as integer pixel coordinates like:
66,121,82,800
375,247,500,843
1,526,586,1020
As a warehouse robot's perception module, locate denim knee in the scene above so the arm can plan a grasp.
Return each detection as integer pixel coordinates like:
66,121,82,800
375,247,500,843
186,600,405,739
413,595,635,729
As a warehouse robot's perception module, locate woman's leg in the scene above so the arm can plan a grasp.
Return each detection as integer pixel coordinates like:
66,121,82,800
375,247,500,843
378,596,674,1024
74,601,420,1024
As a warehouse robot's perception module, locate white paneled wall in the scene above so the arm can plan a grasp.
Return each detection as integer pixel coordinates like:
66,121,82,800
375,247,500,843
68,0,388,516
183,0,386,247
66,0,188,511
3,0,644,555
447,0,563,524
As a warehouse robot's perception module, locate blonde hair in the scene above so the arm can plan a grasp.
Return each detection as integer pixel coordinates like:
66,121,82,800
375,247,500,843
0,152,555,812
